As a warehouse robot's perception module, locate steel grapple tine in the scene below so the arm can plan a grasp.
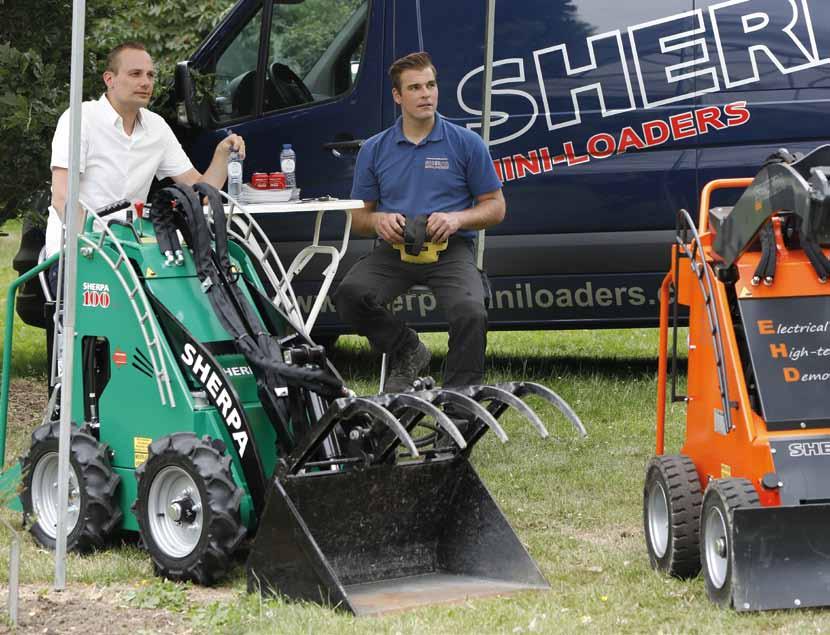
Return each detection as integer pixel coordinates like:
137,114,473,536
463,385,549,439
389,393,467,449
429,390,508,443
501,381,587,437
345,398,419,458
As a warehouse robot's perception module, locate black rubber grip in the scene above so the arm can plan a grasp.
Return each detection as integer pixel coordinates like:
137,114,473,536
95,199,132,217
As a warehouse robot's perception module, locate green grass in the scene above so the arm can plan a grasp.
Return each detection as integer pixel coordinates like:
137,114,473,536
0,222,827,632
1,219,49,377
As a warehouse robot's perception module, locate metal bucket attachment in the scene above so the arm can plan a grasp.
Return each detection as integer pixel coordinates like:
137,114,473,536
731,503,830,611
246,457,549,615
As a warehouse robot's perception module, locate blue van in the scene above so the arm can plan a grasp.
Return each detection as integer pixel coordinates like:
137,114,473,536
170,0,830,338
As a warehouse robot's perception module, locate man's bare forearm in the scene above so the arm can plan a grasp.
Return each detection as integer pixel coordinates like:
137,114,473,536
452,196,506,231
50,167,69,220
352,191,505,241
352,211,380,236
351,201,382,236
199,156,228,190
424,190,505,243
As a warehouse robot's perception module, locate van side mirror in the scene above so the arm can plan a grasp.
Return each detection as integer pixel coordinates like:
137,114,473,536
175,61,208,129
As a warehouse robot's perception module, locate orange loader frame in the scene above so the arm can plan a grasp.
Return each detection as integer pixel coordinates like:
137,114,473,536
647,156,830,612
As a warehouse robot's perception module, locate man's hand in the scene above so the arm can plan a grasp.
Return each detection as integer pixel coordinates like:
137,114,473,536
185,133,248,189
374,212,406,243
214,133,246,160
426,212,461,244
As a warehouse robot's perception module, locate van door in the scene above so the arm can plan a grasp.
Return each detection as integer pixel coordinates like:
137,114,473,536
695,0,830,199
186,0,381,241
179,0,383,338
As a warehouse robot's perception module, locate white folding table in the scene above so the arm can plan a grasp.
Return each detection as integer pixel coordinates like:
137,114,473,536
224,198,363,335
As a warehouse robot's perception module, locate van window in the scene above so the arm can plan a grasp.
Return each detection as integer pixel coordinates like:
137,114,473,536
210,7,264,123
264,0,368,113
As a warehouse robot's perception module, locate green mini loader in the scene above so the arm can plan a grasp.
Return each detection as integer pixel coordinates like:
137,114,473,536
0,184,585,614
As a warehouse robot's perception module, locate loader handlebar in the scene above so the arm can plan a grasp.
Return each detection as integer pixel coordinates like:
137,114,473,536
697,178,753,235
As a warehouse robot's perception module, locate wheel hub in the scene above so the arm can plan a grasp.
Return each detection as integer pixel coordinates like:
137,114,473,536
167,495,198,524
647,481,669,558
31,452,81,540
147,467,204,558
705,505,729,589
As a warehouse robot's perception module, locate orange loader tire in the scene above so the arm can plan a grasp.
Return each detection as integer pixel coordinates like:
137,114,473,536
700,478,760,608
643,455,702,578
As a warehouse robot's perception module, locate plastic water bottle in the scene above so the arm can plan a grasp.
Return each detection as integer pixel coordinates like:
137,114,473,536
280,143,298,199
228,149,243,200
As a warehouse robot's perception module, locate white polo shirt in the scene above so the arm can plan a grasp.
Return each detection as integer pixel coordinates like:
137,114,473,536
46,94,194,256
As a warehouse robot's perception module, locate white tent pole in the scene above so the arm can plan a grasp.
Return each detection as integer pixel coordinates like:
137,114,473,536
55,0,86,591
476,0,496,270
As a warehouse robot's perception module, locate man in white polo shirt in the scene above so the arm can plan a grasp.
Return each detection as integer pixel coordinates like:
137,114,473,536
46,41,244,269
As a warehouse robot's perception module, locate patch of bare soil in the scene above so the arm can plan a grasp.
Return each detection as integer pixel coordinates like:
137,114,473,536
0,583,236,634
2,381,239,633
6,379,48,434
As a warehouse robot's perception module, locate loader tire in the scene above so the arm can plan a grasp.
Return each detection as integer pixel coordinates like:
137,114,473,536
700,478,760,608
20,421,122,552
134,433,246,585
643,455,702,578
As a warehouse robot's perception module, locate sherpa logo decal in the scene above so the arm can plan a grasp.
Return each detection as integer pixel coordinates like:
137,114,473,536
458,1,828,145
82,282,111,308
180,342,249,457
788,441,830,458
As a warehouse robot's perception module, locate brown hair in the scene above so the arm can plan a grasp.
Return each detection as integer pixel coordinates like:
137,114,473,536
106,41,149,74
388,52,437,92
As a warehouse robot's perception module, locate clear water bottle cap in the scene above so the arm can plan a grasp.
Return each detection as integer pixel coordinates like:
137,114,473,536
283,143,292,149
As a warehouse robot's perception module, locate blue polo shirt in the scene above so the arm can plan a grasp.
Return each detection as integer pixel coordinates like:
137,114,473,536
351,113,502,239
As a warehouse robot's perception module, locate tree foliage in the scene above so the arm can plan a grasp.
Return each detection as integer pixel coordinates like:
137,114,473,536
0,0,370,226
0,0,228,225
0,43,64,223
273,0,363,77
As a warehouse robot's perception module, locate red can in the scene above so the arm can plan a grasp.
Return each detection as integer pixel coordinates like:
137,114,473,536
269,172,286,189
251,173,270,189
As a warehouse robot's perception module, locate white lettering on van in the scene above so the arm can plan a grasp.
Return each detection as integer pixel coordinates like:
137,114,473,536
457,0,828,144
457,59,538,145
709,0,828,89
533,31,635,132
629,10,720,108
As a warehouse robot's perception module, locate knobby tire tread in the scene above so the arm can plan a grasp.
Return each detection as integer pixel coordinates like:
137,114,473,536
134,432,246,585
21,420,122,552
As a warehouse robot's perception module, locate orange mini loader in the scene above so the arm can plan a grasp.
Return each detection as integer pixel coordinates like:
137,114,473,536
645,145,830,611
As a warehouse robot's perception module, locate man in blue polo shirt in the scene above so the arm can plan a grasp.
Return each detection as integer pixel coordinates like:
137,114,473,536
334,52,505,392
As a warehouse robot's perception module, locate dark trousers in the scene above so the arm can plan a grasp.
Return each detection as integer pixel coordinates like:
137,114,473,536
47,260,60,299
45,262,61,385
333,239,488,386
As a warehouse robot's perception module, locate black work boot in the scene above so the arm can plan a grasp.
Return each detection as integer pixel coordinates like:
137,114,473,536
384,332,431,393
436,402,476,448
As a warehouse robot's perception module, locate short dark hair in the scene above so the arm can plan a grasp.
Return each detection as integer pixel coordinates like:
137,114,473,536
106,41,148,74
389,52,437,92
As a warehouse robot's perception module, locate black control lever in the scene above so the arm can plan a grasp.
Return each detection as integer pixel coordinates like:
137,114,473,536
95,199,132,218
